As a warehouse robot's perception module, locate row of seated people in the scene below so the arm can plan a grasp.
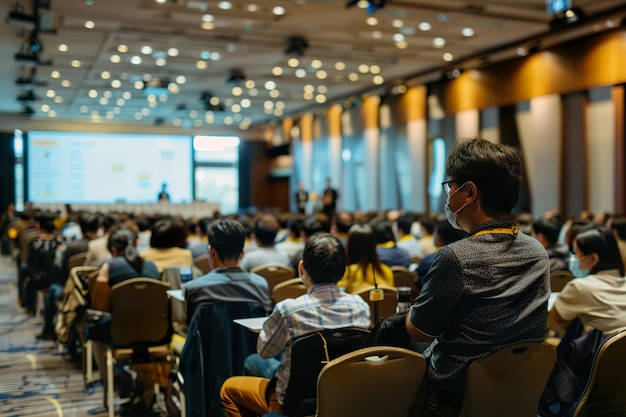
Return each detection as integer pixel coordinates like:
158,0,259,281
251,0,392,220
56,216,626,417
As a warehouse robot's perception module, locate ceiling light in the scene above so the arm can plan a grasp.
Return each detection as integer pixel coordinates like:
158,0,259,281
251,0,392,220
269,90,280,98
54,96,63,104
288,58,299,67
46,89,55,98
218,1,232,10
245,80,255,89
118,44,128,53
372,31,382,39
176,75,186,84
304,84,315,93
122,91,132,100
201,22,215,30
393,33,405,42
247,4,258,12
265,80,277,90
366,17,377,26
249,88,258,96
110,54,121,63
61,80,71,87
202,14,214,22
134,81,143,89
373,75,384,85
232,86,243,96
273,6,286,16
315,95,326,103
395,41,408,49
443,52,454,61
418,22,431,31
272,66,283,76
516,47,528,56
241,98,251,108
167,48,179,57
155,0,166,4
58,44,68,52
348,72,359,81
116,98,125,106
141,45,152,55
103,90,112,98
106,111,114,119
71,59,81,67
370,64,380,74
113,107,121,114
80,105,88,113
48,110,57,118
155,58,167,66
88,89,98,98
111,80,121,88
311,59,322,69
303,92,313,100
392,19,403,28
131,55,142,65
273,109,283,117
84,20,95,29
316,70,327,79
231,104,241,113
41,104,49,112
433,37,446,47
99,97,108,105
461,27,475,37
318,85,328,94
159,93,168,102
358,64,369,73
335,61,346,71
51,71,60,78
295,68,306,78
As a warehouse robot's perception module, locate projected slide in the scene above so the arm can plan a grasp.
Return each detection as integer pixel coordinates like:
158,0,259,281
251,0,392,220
27,131,192,204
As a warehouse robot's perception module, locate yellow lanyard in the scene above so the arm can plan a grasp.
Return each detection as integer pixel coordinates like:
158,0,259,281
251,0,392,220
471,225,519,237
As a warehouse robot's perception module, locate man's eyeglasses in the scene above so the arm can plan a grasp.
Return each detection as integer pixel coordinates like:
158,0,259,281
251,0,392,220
441,180,457,194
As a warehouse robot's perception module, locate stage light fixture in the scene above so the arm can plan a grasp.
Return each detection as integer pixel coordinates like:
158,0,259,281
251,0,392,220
345,0,385,14
6,2,36,30
284,35,309,56
227,68,246,84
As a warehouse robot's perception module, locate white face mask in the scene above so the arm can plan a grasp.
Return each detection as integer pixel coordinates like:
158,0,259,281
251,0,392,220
444,183,467,230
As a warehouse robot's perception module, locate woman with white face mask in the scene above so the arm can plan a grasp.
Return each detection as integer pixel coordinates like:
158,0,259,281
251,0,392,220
549,225,626,335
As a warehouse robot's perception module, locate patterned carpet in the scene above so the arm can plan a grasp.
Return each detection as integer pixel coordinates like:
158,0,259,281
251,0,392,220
0,255,169,417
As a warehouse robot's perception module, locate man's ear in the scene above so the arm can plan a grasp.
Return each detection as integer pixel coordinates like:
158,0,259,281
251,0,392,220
298,260,305,278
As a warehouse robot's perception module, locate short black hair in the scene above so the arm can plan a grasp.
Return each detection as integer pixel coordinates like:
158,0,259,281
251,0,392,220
434,214,467,245
396,214,415,235
533,217,562,245
611,216,626,240
370,218,395,244
302,218,324,238
254,214,279,245
150,217,188,248
575,225,624,276
302,233,346,284
208,219,246,262
446,138,523,215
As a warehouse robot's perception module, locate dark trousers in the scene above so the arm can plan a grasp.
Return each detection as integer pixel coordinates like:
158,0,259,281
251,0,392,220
408,378,462,417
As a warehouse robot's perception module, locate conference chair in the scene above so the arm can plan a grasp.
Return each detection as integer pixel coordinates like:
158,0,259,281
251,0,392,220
571,330,626,417
68,251,88,270
550,270,574,292
104,278,173,417
271,277,307,304
352,284,398,326
250,263,296,298
390,265,420,300
193,254,211,275
280,327,370,417
315,346,427,417
460,341,557,417
161,265,201,333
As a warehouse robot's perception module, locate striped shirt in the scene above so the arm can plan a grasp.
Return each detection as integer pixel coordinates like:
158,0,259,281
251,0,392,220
258,283,371,404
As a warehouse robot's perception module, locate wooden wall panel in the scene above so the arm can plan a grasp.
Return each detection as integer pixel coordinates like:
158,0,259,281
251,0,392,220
614,86,625,214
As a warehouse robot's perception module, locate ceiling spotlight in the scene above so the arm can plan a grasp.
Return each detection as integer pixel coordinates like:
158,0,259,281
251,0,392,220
200,91,225,111
17,90,38,103
550,7,585,29
284,35,309,56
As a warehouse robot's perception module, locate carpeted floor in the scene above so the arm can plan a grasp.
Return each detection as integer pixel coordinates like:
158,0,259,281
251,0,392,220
0,255,169,417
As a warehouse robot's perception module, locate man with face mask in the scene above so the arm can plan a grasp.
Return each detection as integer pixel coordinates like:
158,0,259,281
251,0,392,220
405,138,550,417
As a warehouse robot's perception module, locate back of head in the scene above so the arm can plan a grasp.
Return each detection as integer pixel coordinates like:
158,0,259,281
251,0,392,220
533,216,562,246
346,223,379,266
575,225,624,276
303,233,346,284
335,211,354,234
254,214,279,245
396,213,415,235
150,216,188,248
107,226,143,271
611,216,626,240
370,218,395,244
36,211,57,234
419,214,435,235
302,218,324,239
287,217,304,236
208,219,245,262
446,138,523,216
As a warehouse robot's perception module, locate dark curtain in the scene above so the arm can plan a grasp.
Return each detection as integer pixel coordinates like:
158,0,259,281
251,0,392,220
0,133,15,213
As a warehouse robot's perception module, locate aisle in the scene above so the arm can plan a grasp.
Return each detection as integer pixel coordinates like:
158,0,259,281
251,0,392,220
0,255,169,417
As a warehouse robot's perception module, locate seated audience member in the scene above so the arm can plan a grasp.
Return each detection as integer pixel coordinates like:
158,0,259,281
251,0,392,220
396,213,424,261
533,216,570,273
220,233,371,417
563,217,591,253
288,218,324,270
133,214,152,254
548,225,626,335
240,214,289,271
541,225,626,417
183,219,272,317
85,214,118,267
27,212,64,338
275,217,305,259
370,218,411,268
417,214,437,256
415,214,467,290
609,215,626,271
140,216,193,273
187,217,211,258
406,139,550,417
338,223,394,293
89,227,161,415
334,211,354,246
515,212,534,235
239,216,258,253
57,212,98,281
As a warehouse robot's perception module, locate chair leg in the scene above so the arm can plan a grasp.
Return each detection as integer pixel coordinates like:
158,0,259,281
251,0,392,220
35,290,44,319
86,340,93,385
106,347,114,417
